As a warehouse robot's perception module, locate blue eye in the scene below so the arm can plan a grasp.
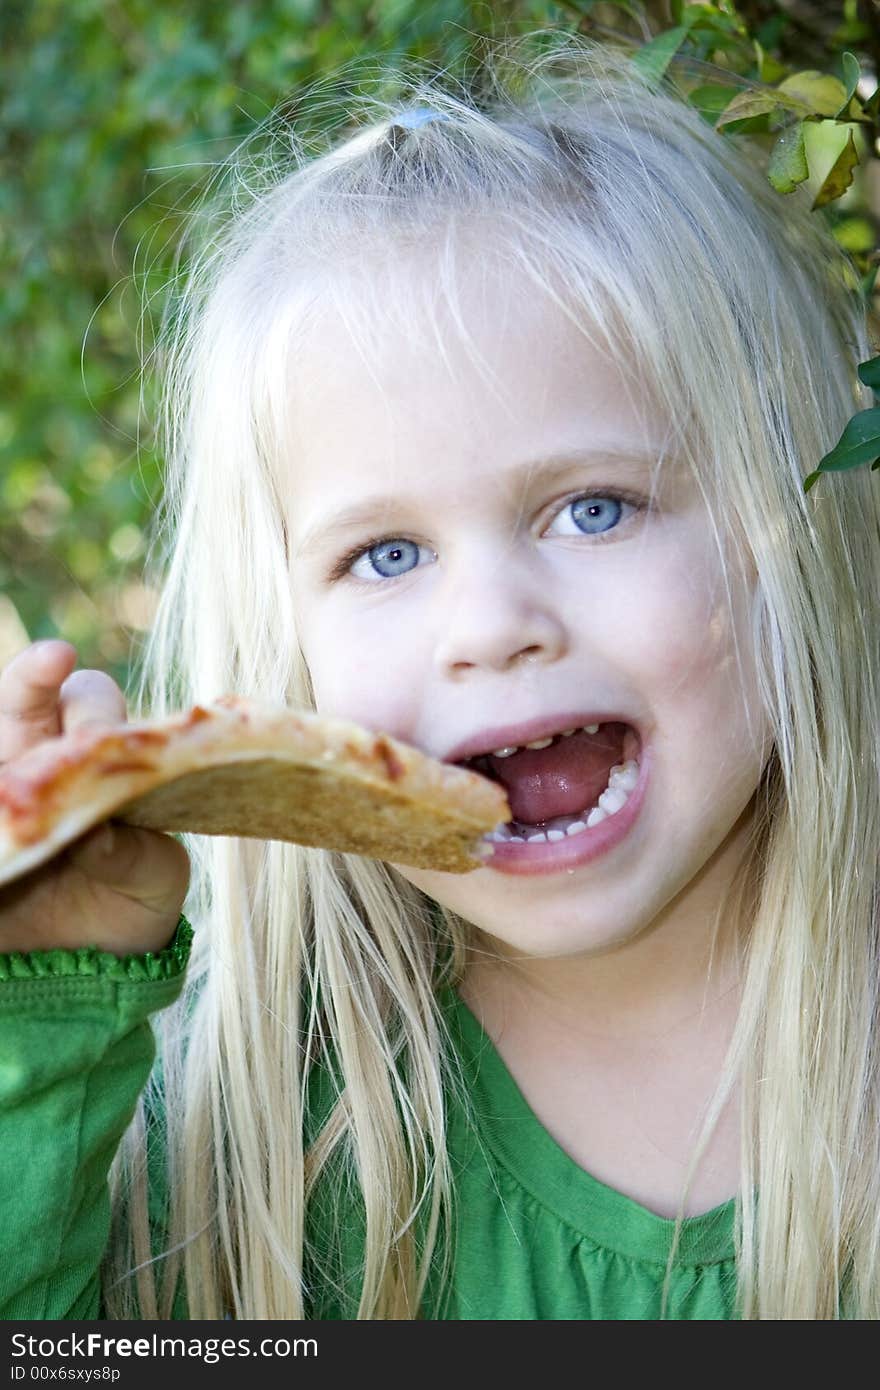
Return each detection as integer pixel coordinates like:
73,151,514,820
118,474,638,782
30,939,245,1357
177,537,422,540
563,493,633,538
354,538,422,581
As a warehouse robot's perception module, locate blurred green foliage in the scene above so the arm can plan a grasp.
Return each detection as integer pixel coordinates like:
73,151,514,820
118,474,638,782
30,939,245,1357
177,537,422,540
1,0,878,692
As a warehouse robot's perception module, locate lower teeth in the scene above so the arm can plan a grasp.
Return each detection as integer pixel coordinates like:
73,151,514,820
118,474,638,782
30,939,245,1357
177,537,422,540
485,758,639,844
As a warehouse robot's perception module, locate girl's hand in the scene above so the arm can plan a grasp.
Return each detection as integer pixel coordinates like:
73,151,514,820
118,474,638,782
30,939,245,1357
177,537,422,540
0,641,190,957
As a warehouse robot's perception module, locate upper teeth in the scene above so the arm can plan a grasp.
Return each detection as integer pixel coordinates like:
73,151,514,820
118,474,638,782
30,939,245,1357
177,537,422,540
491,724,600,757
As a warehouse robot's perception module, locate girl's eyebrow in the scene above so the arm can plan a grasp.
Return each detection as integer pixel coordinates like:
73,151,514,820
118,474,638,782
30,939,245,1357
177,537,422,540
294,448,663,559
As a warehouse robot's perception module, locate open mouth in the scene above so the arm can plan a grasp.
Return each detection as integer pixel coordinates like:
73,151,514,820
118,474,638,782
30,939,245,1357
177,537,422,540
456,720,642,844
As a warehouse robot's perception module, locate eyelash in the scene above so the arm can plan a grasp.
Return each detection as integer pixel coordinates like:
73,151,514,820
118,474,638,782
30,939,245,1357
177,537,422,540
326,487,648,585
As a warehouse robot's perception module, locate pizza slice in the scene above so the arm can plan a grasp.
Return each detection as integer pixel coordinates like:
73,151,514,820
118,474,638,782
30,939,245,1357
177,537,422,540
0,696,509,887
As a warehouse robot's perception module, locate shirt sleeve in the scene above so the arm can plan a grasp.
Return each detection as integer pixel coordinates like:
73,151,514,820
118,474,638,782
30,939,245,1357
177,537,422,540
0,913,194,1319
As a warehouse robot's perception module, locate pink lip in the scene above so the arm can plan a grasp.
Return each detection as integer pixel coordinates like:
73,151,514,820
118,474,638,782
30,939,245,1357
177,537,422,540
444,712,638,764
476,739,652,877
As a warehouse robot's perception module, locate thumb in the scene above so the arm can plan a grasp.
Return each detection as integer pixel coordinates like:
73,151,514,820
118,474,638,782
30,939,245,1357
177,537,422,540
67,820,190,912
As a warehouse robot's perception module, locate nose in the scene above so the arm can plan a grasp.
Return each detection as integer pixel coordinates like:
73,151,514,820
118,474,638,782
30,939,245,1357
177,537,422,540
433,557,569,676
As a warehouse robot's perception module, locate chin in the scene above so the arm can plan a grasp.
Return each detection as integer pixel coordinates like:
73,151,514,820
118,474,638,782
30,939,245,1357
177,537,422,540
403,878,640,962
476,920,643,962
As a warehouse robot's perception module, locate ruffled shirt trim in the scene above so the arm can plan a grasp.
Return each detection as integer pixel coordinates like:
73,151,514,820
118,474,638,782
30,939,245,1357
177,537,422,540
0,913,194,983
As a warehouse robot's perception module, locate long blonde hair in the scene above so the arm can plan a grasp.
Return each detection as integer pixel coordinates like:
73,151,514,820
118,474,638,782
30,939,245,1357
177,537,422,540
101,30,880,1318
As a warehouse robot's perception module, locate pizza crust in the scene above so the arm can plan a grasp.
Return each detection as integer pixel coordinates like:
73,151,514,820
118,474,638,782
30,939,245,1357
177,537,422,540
0,696,510,886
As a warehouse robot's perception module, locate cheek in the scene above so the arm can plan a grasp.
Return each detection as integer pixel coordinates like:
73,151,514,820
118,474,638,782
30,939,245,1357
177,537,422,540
626,535,748,684
606,556,712,690
637,557,767,770
300,600,424,727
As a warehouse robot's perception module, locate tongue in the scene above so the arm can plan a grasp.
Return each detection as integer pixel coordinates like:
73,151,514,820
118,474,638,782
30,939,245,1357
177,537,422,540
484,723,629,824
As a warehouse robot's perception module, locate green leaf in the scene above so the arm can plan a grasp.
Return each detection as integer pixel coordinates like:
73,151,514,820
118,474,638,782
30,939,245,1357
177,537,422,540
631,26,692,85
833,215,876,253
815,406,880,473
838,52,861,115
777,70,848,118
856,356,880,392
768,121,809,193
717,90,778,125
811,128,859,208
716,86,813,128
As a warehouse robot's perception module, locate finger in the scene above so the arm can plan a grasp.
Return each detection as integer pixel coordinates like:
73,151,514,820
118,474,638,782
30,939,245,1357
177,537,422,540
58,669,128,735
0,641,79,762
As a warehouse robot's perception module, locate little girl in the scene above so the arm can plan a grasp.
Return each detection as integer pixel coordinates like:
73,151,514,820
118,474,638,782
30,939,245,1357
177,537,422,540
1,32,878,1320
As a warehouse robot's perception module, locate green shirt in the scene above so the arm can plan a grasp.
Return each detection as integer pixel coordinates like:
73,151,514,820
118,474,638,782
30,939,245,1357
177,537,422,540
0,915,737,1320
432,982,737,1319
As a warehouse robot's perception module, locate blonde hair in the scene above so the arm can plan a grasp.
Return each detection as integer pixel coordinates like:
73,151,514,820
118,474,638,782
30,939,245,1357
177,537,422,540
101,30,880,1319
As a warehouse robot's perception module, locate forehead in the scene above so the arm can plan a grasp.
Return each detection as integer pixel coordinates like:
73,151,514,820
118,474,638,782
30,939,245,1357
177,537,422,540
283,257,682,526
